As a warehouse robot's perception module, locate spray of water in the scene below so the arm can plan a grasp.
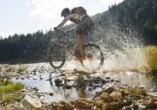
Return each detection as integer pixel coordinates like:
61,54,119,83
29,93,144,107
63,21,151,73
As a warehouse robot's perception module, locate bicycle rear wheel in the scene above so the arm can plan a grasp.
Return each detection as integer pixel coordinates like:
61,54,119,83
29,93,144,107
49,45,65,69
81,43,104,71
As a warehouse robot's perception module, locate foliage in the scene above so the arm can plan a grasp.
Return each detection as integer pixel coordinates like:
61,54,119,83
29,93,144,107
0,82,24,94
17,68,25,73
14,97,23,102
5,67,15,72
126,86,147,95
0,77,14,86
142,46,157,73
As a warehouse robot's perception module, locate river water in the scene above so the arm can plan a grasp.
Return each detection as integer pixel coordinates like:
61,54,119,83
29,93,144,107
0,62,156,103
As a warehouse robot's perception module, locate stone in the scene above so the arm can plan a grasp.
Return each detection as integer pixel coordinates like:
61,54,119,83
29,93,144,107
94,100,104,108
20,89,28,93
100,92,109,102
65,102,75,110
107,91,123,103
123,96,132,105
102,102,122,110
35,107,45,110
45,104,53,110
93,87,116,99
137,100,148,110
33,87,39,91
94,97,101,102
148,98,155,108
20,94,42,109
12,106,26,110
75,98,94,109
49,92,54,96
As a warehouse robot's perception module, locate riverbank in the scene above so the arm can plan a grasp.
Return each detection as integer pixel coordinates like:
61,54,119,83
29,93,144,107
1,62,157,109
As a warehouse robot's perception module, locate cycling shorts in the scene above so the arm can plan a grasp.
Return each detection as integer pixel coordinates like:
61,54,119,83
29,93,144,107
76,16,94,36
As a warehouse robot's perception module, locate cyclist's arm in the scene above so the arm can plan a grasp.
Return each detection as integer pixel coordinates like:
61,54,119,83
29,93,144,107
71,23,78,31
56,19,68,28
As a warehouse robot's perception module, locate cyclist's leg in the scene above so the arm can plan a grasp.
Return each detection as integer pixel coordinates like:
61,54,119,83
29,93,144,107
76,16,93,57
75,34,85,57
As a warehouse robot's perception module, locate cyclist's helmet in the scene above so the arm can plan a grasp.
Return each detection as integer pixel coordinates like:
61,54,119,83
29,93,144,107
61,8,70,17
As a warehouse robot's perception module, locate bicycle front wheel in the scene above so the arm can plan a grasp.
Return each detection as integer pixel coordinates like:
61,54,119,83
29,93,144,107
82,43,104,71
49,45,65,69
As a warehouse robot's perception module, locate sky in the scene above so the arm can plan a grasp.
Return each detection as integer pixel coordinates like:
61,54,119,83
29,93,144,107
0,0,124,38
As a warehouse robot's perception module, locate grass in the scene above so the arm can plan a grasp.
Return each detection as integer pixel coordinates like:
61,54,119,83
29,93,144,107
5,67,15,72
0,77,14,86
0,83,24,94
126,86,147,95
17,68,25,73
0,78,25,106
122,45,157,74
0,78,24,95
142,46,157,73
1,96,23,103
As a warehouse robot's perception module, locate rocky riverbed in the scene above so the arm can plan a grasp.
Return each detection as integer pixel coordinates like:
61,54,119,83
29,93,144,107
1,63,157,110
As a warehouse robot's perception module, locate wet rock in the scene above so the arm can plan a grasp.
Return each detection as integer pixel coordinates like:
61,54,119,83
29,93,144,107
115,80,120,83
102,102,122,110
137,100,148,110
33,87,39,91
105,77,110,79
110,79,114,82
54,78,62,86
49,92,54,96
94,97,101,102
100,92,109,102
12,106,26,110
75,98,94,109
132,100,138,108
50,101,64,109
20,94,42,109
20,89,28,93
34,107,45,110
93,87,116,99
65,102,75,110
148,98,155,108
103,87,116,94
70,100,76,107
54,78,62,83
122,106,132,110
108,91,123,103
88,88,92,91
123,96,132,105
117,97,123,105
89,83,93,86
33,77,37,80
94,100,104,108
45,104,53,110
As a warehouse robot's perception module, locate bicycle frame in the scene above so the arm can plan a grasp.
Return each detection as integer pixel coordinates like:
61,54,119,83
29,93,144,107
55,29,76,56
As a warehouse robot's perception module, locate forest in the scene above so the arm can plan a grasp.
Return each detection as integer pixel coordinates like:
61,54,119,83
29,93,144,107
0,0,157,63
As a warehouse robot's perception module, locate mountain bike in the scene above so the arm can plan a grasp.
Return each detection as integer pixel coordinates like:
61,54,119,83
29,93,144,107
49,29,104,71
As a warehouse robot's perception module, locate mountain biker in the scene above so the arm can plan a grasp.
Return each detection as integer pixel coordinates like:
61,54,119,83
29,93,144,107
54,7,94,57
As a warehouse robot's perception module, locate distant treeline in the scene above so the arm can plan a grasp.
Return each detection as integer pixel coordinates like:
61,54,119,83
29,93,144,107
0,0,157,63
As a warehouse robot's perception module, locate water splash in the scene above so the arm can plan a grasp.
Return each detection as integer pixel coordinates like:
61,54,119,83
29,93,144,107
64,22,150,73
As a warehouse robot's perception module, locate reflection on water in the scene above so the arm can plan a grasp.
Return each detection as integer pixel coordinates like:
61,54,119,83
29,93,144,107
11,70,157,103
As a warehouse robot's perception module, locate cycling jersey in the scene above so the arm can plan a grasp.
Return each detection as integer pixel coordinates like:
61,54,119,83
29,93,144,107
65,13,86,22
